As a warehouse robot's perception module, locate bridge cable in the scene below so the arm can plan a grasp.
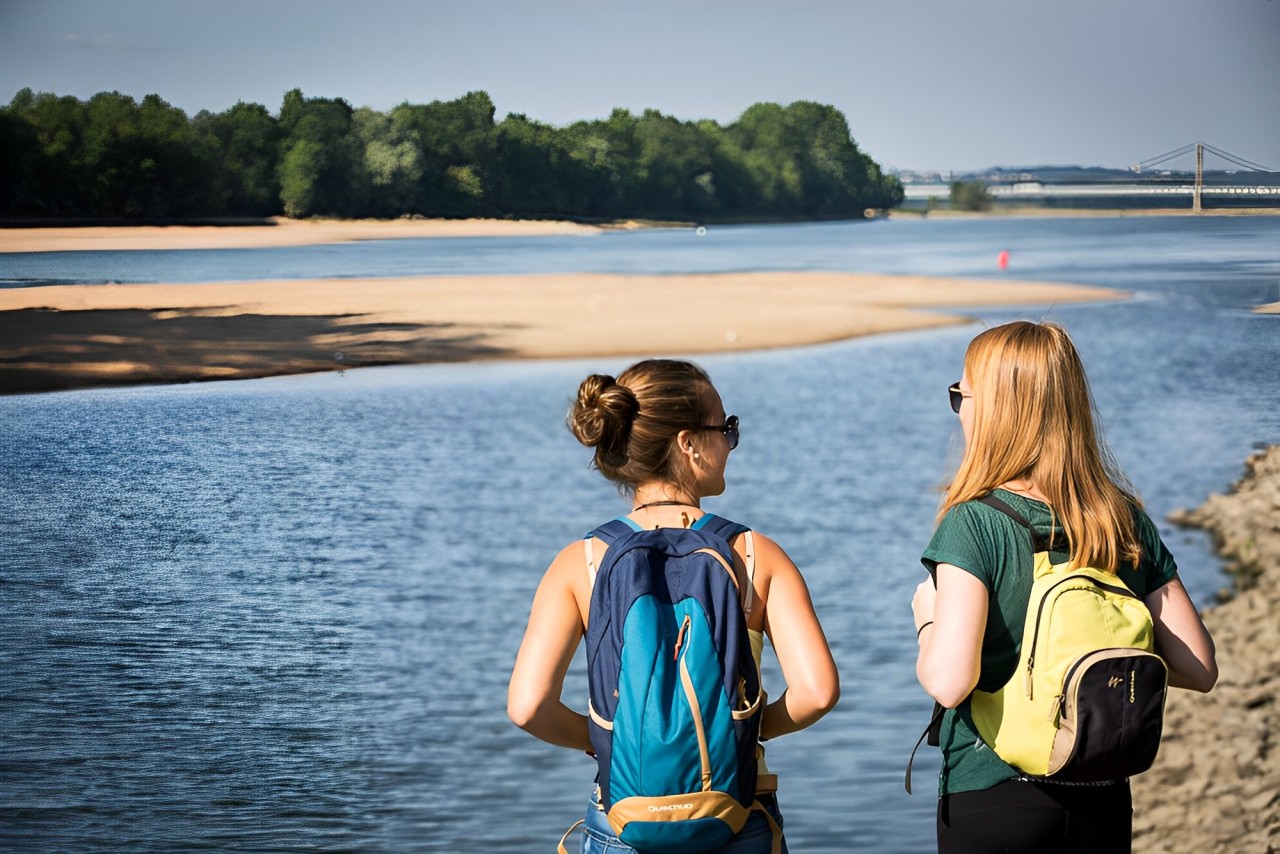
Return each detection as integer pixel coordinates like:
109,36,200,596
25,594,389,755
1136,142,1198,170
1138,142,1272,174
1200,143,1272,173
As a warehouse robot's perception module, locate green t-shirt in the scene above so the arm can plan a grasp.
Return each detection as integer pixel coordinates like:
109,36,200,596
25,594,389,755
919,489,1178,796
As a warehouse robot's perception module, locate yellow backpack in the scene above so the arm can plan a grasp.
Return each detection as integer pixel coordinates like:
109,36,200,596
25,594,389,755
970,495,1169,780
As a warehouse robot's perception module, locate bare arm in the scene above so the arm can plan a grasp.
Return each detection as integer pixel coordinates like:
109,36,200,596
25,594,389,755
506,542,592,751
913,564,988,708
754,534,840,741
1146,576,1217,692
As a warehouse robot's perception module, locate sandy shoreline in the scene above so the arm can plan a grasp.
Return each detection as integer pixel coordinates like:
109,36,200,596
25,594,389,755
4,209,1278,254
0,271,1123,394
0,217,608,253
1132,446,1280,852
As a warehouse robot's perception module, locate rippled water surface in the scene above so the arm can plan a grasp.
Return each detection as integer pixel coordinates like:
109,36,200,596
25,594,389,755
2,217,1278,851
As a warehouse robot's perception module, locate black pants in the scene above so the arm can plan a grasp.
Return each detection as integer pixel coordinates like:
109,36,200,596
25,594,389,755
938,778,1132,854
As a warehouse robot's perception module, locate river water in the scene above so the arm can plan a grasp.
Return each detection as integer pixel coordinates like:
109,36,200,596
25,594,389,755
1,216,1277,851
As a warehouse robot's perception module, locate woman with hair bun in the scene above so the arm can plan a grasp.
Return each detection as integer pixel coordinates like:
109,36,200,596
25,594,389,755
508,358,839,853
912,321,1217,852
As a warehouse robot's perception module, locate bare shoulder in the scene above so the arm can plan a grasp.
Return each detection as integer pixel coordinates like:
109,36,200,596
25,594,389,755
542,537,607,606
546,538,598,581
743,530,796,564
732,529,801,581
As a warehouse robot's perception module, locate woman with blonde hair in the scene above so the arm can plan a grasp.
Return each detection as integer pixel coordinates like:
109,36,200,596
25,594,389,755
509,358,839,853
912,321,1217,852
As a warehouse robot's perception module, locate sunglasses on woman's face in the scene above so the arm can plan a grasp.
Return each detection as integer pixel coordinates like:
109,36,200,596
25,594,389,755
690,414,740,451
948,383,968,414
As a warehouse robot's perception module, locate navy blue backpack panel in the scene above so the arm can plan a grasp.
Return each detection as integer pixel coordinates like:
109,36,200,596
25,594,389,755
584,515,764,852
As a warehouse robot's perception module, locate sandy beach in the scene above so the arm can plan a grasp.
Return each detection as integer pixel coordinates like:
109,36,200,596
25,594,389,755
0,217,608,253
0,269,1123,394
1132,446,1280,852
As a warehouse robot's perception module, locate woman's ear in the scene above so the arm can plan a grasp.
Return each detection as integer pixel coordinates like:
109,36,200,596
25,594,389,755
675,429,700,462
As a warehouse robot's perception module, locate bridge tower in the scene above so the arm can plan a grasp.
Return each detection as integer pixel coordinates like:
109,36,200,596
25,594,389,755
1135,141,1273,212
1194,142,1203,212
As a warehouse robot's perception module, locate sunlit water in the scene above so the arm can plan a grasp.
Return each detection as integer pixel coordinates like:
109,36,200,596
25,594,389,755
2,217,1277,851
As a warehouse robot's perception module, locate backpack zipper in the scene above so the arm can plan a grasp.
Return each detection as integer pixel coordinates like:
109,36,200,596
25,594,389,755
675,616,714,790
1024,574,1082,699
673,614,691,661
1024,573,1142,700
1056,648,1106,721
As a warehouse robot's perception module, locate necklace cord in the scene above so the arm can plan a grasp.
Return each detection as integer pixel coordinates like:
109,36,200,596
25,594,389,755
631,499,701,512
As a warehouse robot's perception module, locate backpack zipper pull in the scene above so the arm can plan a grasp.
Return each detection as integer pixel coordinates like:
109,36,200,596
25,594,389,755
1024,656,1035,700
1048,694,1064,725
673,614,691,661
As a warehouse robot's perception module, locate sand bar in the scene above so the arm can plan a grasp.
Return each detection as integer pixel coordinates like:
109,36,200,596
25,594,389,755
0,271,1123,394
0,217,606,253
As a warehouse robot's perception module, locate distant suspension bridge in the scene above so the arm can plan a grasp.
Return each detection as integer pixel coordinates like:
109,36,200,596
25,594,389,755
1129,141,1277,211
974,142,1280,209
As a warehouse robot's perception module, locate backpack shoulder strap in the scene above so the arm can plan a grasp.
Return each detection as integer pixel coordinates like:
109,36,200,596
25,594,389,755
693,514,757,617
590,517,641,544
976,493,1029,528
692,513,750,541
977,494,1056,552
584,518,639,588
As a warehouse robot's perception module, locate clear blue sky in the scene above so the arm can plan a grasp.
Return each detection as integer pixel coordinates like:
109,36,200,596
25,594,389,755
2,0,1277,173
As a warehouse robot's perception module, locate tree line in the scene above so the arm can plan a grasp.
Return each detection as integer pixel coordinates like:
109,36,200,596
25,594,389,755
0,88,903,221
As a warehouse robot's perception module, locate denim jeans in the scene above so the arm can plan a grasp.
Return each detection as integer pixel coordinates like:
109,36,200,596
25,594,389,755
579,791,788,854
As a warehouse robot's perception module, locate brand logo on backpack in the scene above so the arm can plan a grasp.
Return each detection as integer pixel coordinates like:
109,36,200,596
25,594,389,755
583,515,764,852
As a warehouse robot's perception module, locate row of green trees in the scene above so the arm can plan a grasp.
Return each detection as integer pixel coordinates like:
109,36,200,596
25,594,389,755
0,88,903,221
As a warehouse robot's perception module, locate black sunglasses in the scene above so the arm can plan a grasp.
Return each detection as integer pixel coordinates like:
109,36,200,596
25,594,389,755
948,382,968,414
690,414,739,451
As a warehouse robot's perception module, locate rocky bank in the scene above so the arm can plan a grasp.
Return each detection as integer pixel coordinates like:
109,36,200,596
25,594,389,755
1133,445,1280,852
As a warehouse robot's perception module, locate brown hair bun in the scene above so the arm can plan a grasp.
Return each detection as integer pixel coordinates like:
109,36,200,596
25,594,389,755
568,374,640,465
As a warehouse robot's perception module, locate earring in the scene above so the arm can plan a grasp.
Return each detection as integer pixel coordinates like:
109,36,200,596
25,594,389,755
694,452,700,460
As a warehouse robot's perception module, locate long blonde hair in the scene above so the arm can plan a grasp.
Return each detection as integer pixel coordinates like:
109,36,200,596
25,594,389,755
940,321,1141,573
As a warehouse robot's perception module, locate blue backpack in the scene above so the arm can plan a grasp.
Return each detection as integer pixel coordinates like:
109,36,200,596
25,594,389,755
578,514,768,853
